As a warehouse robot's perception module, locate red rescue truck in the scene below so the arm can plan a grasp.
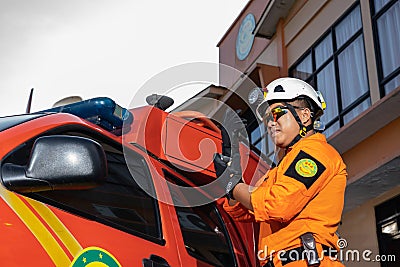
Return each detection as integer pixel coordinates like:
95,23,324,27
0,96,268,266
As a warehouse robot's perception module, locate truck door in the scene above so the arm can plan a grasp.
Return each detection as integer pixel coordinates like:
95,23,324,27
0,126,181,266
161,170,252,267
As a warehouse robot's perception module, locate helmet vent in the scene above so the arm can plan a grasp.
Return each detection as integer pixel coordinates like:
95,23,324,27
274,85,285,92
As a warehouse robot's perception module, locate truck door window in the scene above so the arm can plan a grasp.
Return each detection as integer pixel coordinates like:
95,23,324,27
36,150,162,242
165,171,236,267
3,136,162,244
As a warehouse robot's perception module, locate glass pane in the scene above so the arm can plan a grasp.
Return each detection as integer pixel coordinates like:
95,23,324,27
254,134,273,158
251,124,261,143
384,73,400,95
266,146,276,165
253,138,265,155
375,195,400,223
254,140,262,152
324,121,340,139
377,1,400,77
335,5,362,48
267,135,275,156
317,62,338,124
175,205,235,267
338,36,369,108
343,98,371,124
37,151,160,238
375,195,400,267
165,173,235,266
315,33,333,69
292,53,312,80
374,0,392,13
307,78,316,89
251,123,268,154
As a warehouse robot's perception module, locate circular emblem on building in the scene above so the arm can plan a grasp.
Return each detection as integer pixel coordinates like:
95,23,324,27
295,158,318,177
70,247,121,267
236,13,256,61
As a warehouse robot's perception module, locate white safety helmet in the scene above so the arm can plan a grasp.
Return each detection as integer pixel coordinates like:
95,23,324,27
256,77,326,120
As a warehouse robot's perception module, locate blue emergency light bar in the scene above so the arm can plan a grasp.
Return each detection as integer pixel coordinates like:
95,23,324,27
40,97,133,135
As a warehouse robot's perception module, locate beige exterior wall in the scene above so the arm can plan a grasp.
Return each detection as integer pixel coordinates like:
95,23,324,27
257,38,279,67
218,0,271,88
339,186,400,267
342,117,400,183
285,0,329,49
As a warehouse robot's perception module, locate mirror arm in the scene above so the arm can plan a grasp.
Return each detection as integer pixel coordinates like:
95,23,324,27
2,163,52,193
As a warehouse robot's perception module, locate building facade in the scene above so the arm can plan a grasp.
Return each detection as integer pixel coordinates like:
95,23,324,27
215,0,399,266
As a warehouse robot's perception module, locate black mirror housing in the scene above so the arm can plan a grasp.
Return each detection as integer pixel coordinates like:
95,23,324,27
1,135,107,193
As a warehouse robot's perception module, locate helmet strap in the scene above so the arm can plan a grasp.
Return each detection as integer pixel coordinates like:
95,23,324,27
284,103,314,148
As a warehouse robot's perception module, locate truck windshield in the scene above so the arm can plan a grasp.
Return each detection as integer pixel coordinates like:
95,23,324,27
0,114,46,132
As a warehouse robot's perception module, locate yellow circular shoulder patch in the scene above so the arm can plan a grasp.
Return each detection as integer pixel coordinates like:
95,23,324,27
295,158,318,177
70,247,121,267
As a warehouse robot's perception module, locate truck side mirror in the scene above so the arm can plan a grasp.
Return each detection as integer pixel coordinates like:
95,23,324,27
1,135,107,193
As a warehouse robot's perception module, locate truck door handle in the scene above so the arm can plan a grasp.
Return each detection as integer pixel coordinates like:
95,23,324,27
142,254,171,267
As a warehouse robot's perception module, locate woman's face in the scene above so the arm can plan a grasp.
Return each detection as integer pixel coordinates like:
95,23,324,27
264,102,301,148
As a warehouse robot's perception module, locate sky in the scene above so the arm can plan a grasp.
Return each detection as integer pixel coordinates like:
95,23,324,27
0,0,246,116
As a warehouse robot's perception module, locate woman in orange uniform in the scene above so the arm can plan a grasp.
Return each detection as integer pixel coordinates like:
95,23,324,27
215,77,347,267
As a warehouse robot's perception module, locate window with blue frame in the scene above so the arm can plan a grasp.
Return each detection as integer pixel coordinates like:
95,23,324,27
289,2,371,138
371,0,400,96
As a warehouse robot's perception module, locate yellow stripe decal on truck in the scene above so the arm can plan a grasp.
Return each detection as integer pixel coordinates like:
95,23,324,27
26,197,83,256
0,187,71,266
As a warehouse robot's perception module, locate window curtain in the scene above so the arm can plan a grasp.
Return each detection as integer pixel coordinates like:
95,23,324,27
293,54,312,80
338,36,369,108
374,0,391,12
315,34,333,69
385,74,400,94
324,122,340,138
377,2,400,77
317,62,338,123
344,98,371,124
335,6,362,48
